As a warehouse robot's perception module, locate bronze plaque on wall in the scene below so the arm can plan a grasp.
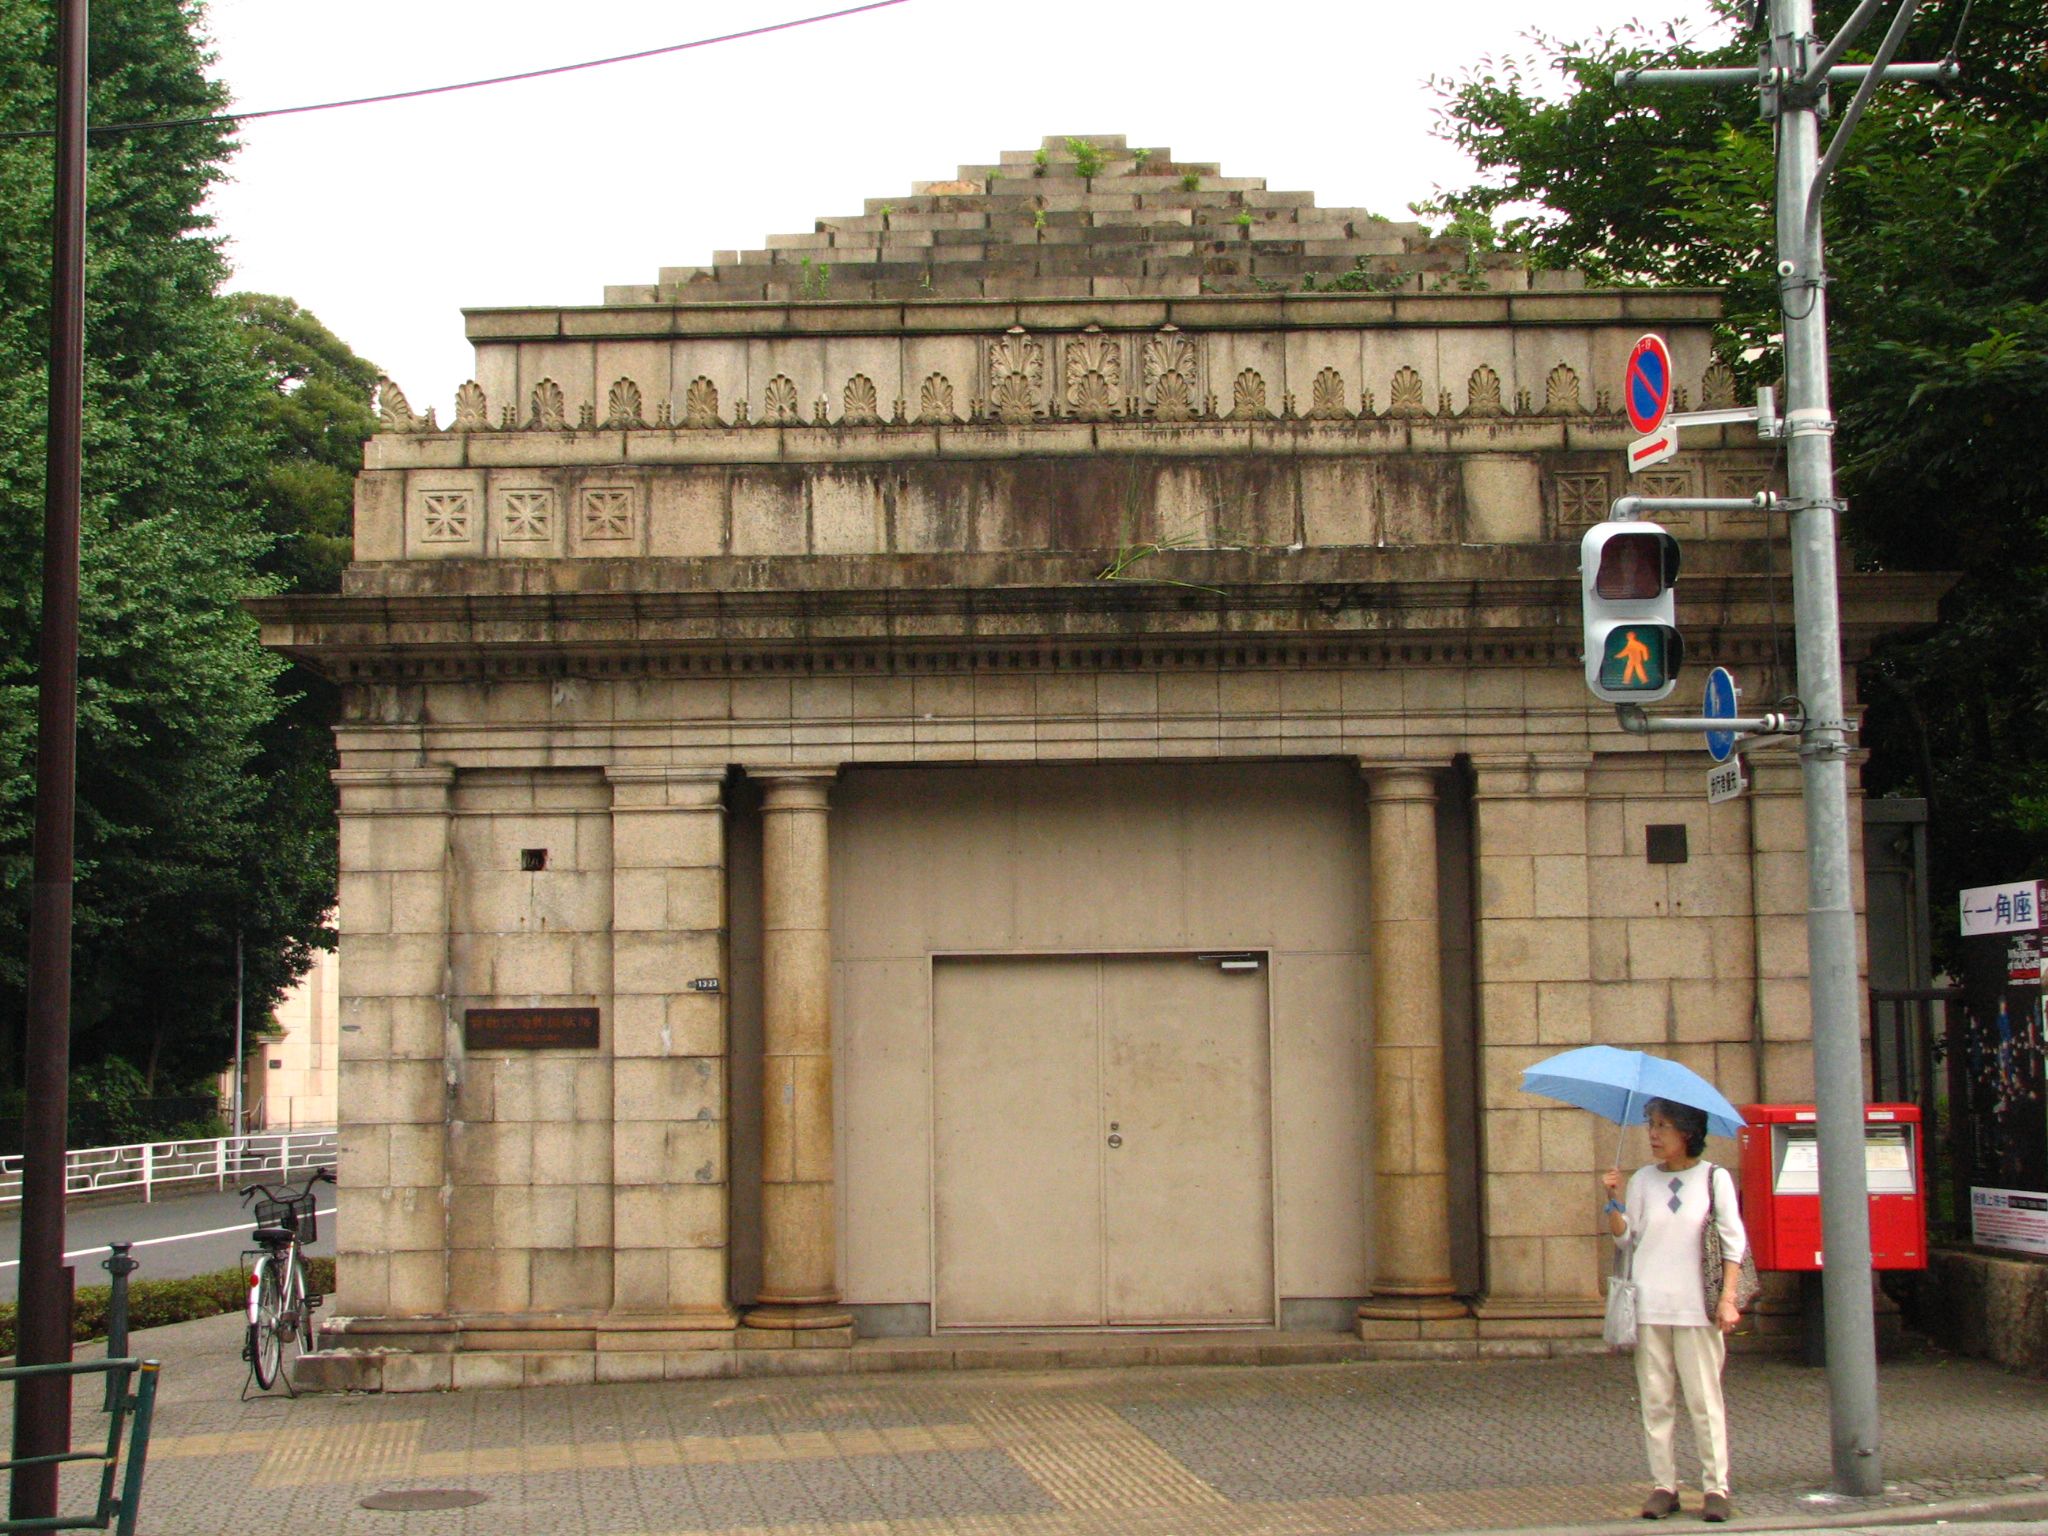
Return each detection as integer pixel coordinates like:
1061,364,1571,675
463,1007,600,1050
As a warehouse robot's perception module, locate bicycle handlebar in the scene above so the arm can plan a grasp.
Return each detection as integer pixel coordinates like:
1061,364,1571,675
238,1165,337,1203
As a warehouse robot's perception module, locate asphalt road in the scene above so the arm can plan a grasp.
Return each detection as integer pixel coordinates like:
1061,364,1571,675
0,1182,334,1301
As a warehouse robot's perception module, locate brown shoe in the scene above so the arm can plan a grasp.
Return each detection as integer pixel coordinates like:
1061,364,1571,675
1702,1492,1732,1523
1641,1488,1680,1519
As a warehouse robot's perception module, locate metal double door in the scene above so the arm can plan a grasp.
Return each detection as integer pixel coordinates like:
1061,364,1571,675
933,954,1274,1329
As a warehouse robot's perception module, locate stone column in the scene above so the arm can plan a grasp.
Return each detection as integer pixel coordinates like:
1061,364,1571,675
745,770,850,1331
607,767,736,1326
331,765,455,1323
1357,764,1468,1329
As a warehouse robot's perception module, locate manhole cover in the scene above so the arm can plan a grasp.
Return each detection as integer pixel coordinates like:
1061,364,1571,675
359,1489,489,1512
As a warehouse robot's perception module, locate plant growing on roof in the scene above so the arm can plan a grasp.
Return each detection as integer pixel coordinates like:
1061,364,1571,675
797,256,832,299
1066,138,1104,178
1181,172,1201,191
1033,146,1049,176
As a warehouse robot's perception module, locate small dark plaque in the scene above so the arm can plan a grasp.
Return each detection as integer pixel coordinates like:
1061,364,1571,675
463,1007,599,1050
1645,823,1690,865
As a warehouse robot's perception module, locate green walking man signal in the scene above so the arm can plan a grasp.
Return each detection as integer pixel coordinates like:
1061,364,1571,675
1581,522,1683,702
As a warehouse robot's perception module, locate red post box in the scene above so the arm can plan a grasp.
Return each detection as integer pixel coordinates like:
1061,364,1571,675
1737,1103,1928,1271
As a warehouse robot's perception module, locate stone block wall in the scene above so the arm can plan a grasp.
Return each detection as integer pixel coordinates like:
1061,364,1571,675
445,770,615,1315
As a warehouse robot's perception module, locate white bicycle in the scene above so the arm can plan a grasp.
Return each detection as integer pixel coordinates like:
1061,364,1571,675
238,1165,333,1394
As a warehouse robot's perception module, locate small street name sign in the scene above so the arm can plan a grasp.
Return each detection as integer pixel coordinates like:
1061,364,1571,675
1707,759,1748,804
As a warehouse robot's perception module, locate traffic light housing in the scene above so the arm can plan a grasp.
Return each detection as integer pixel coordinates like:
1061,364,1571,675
1580,522,1683,703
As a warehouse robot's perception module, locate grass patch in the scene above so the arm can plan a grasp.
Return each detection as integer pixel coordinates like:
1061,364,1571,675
0,1258,335,1358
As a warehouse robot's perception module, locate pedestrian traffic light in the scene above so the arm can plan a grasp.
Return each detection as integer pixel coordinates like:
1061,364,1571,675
1580,522,1683,703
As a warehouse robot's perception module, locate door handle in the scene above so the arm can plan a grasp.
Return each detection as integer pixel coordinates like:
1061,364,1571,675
1107,1134,1123,1148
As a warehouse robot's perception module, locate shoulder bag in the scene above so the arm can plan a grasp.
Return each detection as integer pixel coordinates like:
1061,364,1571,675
1701,1161,1762,1315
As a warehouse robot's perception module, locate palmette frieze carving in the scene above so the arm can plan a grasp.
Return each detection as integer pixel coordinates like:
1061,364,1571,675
1142,329,1198,421
1465,366,1503,417
842,374,881,425
1231,369,1268,420
606,378,644,430
762,375,800,424
1308,367,1350,420
452,380,489,432
987,331,1044,424
376,377,426,433
919,373,956,424
1545,364,1583,415
529,379,567,432
1063,331,1122,419
1387,367,1427,418
400,340,1724,440
684,377,720,428
1701,360,1736,409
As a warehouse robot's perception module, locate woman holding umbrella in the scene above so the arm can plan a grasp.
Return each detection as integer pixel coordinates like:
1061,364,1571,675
1602,1098,1749,1523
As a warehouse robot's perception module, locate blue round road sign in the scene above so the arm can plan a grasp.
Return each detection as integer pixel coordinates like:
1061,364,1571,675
1625,335,1673,436
1703,666,1738,763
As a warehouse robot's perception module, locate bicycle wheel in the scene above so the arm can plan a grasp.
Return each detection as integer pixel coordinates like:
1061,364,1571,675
249,1262,285,1390
287,1253,318,1357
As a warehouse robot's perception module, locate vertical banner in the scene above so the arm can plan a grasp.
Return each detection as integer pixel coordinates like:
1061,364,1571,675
1957,881,2048,1252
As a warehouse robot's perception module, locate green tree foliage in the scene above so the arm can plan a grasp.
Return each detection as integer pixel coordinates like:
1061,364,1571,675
1425,0,2048,937
0,0,346,1092
236,292,378,597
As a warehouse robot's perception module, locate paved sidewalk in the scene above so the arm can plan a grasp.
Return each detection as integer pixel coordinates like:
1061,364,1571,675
10,1311,2045,1536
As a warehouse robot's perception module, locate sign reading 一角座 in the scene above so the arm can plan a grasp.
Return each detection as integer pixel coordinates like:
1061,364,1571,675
1960,879,2044,937
463,1007,600,1050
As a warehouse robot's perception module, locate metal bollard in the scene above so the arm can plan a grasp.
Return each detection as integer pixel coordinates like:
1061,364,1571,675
102,1240,138,1411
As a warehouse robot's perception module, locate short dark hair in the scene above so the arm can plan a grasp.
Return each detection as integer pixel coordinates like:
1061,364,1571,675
1645,1098,1708,1157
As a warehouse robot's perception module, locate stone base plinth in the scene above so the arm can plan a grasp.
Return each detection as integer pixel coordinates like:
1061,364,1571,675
1355,1296,1472,1341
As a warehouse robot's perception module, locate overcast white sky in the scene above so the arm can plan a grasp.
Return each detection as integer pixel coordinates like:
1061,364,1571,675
200,0,1724,412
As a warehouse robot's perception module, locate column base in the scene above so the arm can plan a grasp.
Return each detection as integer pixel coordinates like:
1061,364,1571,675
743,1302,854,1333
1356,1296,1473,1340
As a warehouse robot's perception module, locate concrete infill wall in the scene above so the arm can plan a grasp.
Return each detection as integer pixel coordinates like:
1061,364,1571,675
1923,1249,2048,1375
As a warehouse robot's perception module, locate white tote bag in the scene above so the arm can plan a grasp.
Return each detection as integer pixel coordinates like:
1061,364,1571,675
1604,1242,1638,1350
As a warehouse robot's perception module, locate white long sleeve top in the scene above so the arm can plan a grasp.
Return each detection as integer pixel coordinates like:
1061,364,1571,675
1614,1159,1747,1327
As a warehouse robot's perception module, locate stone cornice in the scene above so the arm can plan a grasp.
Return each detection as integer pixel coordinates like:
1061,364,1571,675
249,559,1948,685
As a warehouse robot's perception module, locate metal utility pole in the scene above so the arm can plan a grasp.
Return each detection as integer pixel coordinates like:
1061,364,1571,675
1620,0,1952,1498
232,929,245,1139
11,0,87,1519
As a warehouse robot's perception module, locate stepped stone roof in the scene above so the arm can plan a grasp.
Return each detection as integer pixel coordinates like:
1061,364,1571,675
601,134,1568,308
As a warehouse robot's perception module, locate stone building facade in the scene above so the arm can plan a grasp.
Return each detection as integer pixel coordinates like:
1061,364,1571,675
256,137,1945,1389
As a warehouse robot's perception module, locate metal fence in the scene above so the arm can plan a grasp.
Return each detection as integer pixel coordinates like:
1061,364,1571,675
1869,986,1968,1238
0,1128,336,1207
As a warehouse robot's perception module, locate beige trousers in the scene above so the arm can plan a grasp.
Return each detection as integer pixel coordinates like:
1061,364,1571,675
1634,1323,1731,1496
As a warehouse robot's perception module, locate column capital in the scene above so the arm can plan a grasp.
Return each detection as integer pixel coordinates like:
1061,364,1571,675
1360,763,1441,802
755,767,836,811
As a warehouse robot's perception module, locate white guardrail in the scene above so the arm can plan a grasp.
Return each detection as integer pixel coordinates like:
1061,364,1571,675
0,1128,337,1207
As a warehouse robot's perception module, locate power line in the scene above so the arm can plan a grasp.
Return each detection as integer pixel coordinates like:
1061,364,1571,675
0,0,907,143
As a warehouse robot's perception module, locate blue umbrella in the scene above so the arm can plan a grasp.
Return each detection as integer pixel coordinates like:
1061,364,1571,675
1520,1045,1748,1142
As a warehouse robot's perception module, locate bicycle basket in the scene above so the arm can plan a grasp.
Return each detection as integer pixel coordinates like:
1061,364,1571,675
253,1193,315,1242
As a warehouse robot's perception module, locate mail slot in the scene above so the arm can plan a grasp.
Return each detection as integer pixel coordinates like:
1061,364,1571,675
1737,1103,1928,1271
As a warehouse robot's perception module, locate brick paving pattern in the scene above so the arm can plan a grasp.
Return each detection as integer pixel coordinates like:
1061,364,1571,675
9,1312,2044,1536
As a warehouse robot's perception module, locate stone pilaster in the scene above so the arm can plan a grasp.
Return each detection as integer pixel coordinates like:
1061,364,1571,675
1466,754,1605,1331
1357,764,1468,1330
332,765,455,1321
606,767,736,1325
745,770,850,1331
